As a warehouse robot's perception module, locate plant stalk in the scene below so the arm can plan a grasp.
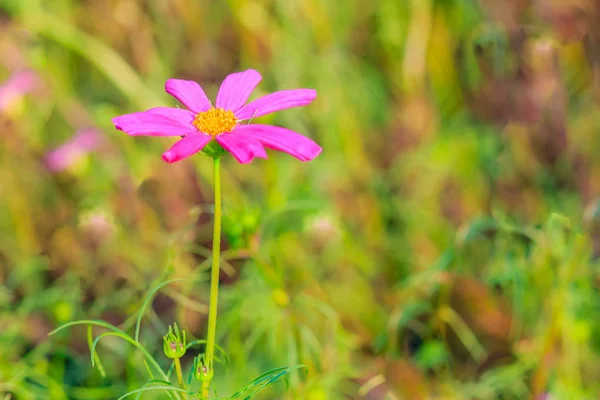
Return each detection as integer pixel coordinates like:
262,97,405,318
203,156,222,398
174,358,187,400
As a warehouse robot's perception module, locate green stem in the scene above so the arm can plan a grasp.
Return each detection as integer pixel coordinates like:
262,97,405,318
174,358,187,400
203,156,222,398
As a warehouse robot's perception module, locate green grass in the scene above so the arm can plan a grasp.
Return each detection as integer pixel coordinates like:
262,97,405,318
1,0,600,398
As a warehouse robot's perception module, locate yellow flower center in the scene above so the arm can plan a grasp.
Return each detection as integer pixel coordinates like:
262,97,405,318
193,107,237,136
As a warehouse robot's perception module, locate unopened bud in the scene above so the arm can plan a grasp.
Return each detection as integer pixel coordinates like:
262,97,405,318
163,323,186,359
193,355,214,382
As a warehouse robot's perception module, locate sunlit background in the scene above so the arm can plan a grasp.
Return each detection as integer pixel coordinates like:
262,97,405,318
2,0,600,399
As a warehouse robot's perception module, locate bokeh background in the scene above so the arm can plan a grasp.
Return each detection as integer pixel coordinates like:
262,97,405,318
2,0,600,399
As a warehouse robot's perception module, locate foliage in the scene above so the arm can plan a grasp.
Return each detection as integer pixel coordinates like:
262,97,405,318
2,0,600,398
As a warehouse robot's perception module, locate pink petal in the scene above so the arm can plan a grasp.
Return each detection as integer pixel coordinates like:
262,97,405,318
234,89,316,120
146,107,196,124
165,79,212,113
45,129,104,172
162,133,213,163
215,69,262,112
216,133,268,164
234,124,321,162
0,70,41,111
112,111,194,136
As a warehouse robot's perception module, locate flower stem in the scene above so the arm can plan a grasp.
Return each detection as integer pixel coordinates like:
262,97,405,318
174,358,187,400
203,156,222,398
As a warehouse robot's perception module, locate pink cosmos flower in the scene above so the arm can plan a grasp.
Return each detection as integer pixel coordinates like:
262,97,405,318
45,129,104,172
112,69,321,164
0,70,40,112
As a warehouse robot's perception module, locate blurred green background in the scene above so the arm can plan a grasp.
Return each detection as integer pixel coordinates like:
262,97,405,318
2,0,600,398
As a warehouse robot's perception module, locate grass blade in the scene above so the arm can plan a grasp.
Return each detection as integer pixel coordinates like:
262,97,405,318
135,279,186,343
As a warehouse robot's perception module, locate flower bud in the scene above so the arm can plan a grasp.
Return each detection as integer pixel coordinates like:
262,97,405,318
193,355,213,382
163,323,186,359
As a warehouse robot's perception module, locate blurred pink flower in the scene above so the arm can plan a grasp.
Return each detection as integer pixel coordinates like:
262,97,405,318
79,210,115,246
0,70,40,111
112,69,321,164
45,129,104,172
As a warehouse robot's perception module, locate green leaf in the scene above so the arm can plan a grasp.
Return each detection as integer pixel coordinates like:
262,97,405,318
117,385,193,400
135,279,186,343
134,380,176,400
90,332,168,382
414,340,450,370
230,364,307,399
49,319,127,337
87,325,106,377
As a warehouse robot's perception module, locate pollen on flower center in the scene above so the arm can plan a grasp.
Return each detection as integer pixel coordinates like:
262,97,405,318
193,108,237,136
